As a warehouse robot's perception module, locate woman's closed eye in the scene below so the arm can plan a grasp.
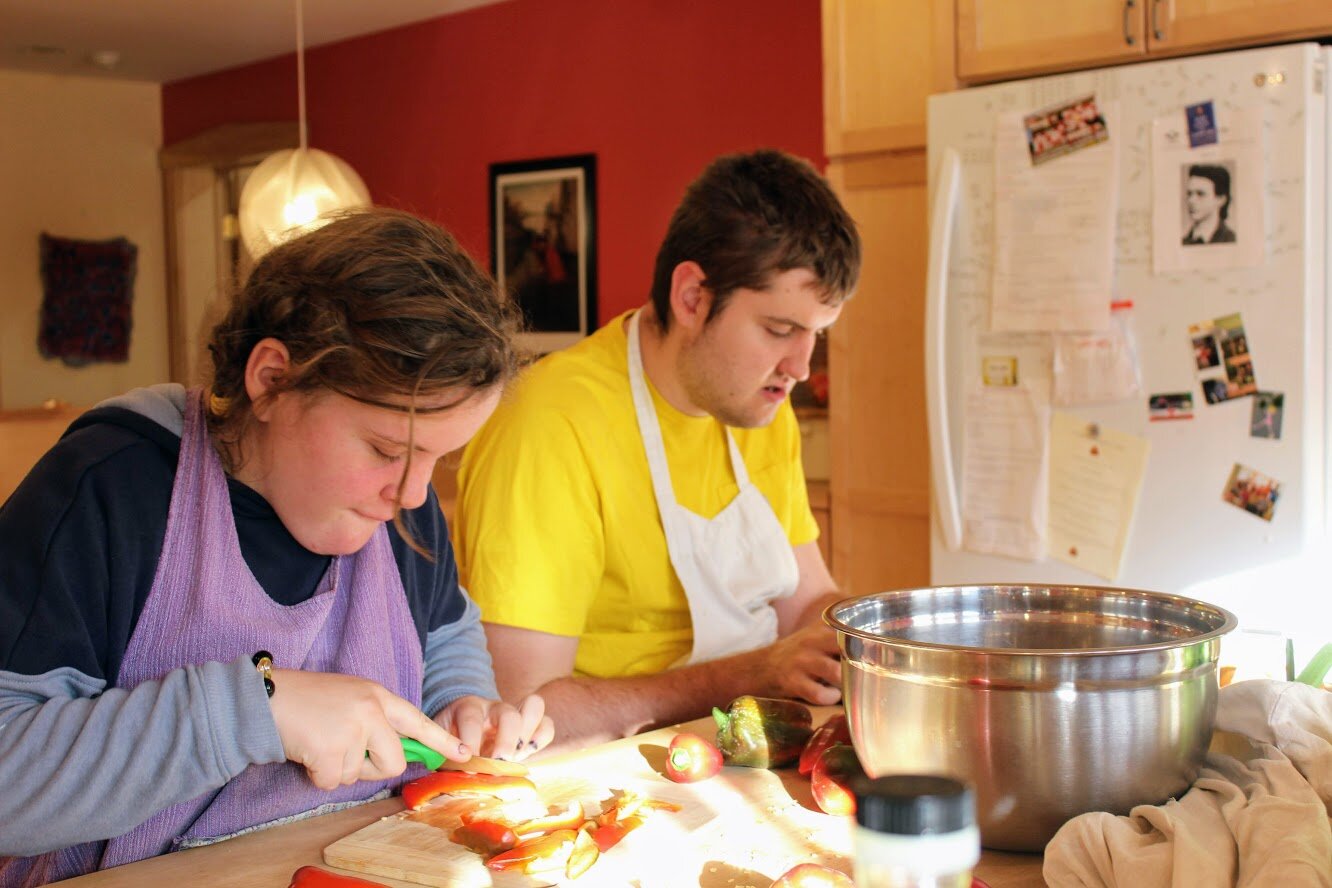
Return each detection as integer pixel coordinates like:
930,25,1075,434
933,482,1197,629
370,443,405,463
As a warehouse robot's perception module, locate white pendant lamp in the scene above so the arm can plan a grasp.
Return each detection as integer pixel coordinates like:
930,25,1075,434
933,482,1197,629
239,0,370,257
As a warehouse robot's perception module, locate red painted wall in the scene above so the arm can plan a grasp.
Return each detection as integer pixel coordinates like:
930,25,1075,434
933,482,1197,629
162,0,824,325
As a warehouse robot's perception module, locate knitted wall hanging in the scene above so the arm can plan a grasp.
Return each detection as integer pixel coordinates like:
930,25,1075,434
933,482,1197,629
38,232,138,366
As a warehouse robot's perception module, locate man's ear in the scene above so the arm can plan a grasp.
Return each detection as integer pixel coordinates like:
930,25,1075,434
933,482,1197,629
243,337,291,421
667,261,712,334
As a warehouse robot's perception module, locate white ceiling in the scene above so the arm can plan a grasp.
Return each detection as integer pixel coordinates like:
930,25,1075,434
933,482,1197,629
0,0,509,84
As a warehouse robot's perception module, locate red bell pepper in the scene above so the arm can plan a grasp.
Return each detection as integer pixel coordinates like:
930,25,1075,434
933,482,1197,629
810,743,864,816
664,732,723,783
588,813,645,852
288,865,390,888
400,770,537,810
798,714,851,776
769,863,854,888
449,820,518,856
485,828,578,874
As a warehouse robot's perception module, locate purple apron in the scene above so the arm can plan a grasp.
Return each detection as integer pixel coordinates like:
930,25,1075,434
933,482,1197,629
8,389,423,885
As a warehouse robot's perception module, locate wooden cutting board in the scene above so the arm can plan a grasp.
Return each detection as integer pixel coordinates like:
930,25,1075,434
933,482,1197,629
324,712,854,887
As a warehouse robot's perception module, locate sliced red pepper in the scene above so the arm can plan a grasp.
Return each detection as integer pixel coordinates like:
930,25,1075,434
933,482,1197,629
769,863,854,887
449,820,518,856
588,813,645,852
288,865,390,888
513,799,586,836
810,743,864,816
593,792,643,827
564,827,601,879
798,714,851,776
485,828,577,874
664,732,723,783
400,770,537,810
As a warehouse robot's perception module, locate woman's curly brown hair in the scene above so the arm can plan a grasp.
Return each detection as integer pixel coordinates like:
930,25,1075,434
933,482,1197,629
205,207,522,551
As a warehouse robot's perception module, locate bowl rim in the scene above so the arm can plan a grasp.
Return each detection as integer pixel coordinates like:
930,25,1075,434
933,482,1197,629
823,583,1240,657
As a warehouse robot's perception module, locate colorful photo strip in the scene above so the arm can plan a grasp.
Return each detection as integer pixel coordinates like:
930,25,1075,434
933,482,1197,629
1188,312,1257,404
1222,462,1280,522
1024,95,1109,166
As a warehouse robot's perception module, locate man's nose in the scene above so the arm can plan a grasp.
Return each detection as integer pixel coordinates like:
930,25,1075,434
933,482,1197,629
778,333,816,383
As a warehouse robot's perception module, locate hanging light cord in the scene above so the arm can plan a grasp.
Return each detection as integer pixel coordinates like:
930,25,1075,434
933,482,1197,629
295,0,308,151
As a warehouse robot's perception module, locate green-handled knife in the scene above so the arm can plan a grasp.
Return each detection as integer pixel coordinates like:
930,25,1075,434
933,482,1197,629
401,736,446,770
395,737,530,776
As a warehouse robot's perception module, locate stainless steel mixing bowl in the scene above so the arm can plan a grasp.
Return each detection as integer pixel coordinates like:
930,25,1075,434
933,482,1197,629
825,584,1237,851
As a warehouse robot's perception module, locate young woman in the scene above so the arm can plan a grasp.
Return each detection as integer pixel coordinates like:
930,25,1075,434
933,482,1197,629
0,208,552,885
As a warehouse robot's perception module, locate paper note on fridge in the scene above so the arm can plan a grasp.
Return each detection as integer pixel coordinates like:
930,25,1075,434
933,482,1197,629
1047,412,1150,581
991,101,1118,332
1052,326,1142,405
1152,106,1265,274
961,380,1051,562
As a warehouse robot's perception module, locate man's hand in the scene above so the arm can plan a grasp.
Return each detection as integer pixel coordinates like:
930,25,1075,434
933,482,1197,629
268,669,469,791
434,694,555,762
741,621,842,705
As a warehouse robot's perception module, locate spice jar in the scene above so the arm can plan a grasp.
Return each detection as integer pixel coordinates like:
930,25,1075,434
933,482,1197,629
852,774,979,888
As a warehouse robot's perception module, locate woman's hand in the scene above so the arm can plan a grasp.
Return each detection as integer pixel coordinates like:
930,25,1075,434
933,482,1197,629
434,694,555,762
268,669,468,791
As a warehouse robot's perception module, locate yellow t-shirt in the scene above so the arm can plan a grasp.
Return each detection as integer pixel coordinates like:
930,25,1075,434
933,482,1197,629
455,310,818,679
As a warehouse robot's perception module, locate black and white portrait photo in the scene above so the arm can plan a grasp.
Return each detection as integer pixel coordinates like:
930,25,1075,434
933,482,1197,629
1152,108,1263,274
1181,162,1236,246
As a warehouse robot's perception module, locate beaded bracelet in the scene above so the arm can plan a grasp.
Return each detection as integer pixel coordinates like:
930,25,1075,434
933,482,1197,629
252,650,275,698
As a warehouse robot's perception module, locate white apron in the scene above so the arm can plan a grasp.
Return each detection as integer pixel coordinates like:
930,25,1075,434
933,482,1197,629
626,310,799,665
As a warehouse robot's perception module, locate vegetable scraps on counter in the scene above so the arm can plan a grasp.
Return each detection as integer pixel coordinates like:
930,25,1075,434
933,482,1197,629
712,695,814,769
288,865,390,887
400,761,683,882
664,731,724,783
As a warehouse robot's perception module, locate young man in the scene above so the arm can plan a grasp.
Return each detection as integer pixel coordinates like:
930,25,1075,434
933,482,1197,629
1182,164,1236,245
455,150,862,749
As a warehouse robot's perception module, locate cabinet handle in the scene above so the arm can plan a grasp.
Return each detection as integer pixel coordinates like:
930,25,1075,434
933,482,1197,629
1151,0,1166,41
1123,0,1136,47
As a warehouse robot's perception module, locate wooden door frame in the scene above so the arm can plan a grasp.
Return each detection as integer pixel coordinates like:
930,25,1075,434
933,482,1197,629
158,122,298,383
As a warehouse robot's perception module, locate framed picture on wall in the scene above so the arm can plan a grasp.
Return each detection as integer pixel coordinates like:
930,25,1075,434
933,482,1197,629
489,154,597,355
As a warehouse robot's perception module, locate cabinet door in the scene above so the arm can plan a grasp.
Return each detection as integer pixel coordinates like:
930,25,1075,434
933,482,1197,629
823,0,954,156
957,0,1147,83
826,157,932,595
1149,0,1332,55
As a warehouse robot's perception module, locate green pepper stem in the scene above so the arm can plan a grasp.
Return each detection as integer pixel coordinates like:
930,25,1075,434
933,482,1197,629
711,707,729,734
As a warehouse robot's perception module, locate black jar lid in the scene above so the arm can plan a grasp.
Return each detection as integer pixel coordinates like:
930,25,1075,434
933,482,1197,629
852,774,975,835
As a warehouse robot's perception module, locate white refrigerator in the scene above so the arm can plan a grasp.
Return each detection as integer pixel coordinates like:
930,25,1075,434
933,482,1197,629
925,43,1330,668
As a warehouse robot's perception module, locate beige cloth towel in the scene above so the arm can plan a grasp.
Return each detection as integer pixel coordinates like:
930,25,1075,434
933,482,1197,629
1043,680,1332,887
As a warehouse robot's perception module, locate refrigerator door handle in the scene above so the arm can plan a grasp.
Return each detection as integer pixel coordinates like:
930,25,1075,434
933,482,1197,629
926,147,964,551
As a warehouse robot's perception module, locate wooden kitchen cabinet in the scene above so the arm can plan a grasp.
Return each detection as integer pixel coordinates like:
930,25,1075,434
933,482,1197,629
822,0,955,155
825,161,933,596
957,0,1147,83
1155,0,1332,56
820,1,955,595
958,0,1332,83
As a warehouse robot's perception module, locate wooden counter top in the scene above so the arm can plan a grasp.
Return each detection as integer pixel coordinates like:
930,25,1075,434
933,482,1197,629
60,710,1046,887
